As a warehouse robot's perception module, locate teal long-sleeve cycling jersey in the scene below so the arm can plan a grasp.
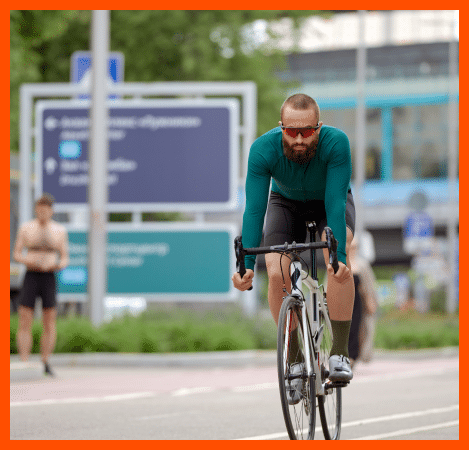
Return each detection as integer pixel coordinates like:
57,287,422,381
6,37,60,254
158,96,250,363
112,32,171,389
241,125,352,271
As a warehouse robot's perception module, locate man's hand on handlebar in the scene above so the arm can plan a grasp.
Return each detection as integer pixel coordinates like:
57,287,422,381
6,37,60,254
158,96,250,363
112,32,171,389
232,269,254,291
327,261,351,284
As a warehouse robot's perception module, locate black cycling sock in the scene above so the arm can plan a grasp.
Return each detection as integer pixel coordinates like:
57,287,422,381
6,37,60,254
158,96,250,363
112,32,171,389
330,320,351,358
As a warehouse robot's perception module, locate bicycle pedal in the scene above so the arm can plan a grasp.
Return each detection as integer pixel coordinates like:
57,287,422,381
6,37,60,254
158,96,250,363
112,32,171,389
325,381,350,389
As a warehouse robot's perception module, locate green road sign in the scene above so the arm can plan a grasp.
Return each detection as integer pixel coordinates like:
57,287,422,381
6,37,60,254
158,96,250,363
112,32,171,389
58,224,237,300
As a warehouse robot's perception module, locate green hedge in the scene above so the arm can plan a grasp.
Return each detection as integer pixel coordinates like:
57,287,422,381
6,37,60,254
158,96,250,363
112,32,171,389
10,308,277,354
374,309,459,350
10,307,458,354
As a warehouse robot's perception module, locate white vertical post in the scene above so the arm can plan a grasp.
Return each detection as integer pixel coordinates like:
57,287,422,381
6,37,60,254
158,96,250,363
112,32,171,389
242,83,257,317
88,10,110,326
242,285,257,318
355,10,367,240
243,83,257,182
19,86,34,225
446,11,459,314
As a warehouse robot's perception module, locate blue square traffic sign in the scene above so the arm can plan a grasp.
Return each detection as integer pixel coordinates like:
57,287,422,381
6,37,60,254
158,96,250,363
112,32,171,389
71,51,124,83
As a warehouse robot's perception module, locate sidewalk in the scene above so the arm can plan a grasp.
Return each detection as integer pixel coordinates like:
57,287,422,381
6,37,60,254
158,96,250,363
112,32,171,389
10,346,459,382
10,349,278,382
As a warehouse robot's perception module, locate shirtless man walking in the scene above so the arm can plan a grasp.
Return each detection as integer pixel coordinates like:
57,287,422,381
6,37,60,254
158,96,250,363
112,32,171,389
13,193,69,375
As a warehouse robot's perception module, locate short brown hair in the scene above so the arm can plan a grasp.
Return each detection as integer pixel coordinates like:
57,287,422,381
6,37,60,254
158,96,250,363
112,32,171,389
35,193,55,207
281,93,320,121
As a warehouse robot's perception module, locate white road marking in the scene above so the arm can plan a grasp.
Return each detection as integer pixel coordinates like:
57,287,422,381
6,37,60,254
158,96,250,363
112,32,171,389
172,387,213,396
342,404,459,428
353,366,458,384
10,392,155,407
237,404,459,440
353,420,459,440
135,412,184,421
227,365,458,395
10,362,458,410
232,382,278,392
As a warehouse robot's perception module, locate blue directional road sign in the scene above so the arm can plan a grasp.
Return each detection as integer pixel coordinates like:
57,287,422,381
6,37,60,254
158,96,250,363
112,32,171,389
35,99,239,212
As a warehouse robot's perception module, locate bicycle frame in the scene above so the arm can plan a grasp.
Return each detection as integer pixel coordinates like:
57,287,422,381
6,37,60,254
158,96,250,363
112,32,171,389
285,257,328,397
235,224,338,397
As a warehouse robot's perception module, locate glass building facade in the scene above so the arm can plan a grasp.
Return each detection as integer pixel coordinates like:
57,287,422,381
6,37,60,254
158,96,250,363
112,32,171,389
320,99,458,182
281,41,458,263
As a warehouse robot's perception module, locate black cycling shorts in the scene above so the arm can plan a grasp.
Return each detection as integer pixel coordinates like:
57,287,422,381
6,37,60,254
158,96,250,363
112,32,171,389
19,271,57,309
263,190,356,246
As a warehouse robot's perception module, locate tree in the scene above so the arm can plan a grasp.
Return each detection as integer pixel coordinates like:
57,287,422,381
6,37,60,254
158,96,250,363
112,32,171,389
10,11,91,152
10,10,331,153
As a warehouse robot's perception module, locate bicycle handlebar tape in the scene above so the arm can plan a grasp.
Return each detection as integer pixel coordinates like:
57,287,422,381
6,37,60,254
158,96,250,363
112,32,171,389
234,236,252,291
324,227,339,274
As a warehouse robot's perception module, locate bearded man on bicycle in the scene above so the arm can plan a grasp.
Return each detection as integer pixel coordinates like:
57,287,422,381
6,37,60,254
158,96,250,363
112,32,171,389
232,93,355,382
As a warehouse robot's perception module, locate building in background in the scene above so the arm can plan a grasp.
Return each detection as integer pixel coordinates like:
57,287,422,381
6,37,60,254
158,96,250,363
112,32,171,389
276,11,458,264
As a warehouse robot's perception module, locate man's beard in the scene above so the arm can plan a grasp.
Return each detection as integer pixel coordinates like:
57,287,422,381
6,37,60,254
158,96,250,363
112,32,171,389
282,137,317,165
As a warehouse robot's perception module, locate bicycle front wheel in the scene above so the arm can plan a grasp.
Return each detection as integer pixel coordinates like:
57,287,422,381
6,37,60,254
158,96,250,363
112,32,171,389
277,295,316,440
317,302,342,440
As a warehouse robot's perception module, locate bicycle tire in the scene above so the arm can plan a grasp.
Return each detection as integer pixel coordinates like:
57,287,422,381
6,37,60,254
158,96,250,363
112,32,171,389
317,299,342,440
277,295,316,440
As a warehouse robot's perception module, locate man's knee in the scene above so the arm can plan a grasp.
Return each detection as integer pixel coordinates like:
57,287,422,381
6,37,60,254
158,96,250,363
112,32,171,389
18,307,33,329
267,267,285,286
42,309,56,330
266,255,289,286
329,266,354,286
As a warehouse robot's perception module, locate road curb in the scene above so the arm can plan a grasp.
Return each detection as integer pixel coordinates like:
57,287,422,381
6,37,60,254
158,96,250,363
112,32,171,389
10,361,44,382
10,346,458,382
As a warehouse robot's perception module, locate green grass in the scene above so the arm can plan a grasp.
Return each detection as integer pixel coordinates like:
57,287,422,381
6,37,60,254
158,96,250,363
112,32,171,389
10,304,458,354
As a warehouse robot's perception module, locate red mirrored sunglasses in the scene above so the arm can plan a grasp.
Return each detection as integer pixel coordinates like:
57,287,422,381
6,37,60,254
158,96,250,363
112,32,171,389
280,123,320,138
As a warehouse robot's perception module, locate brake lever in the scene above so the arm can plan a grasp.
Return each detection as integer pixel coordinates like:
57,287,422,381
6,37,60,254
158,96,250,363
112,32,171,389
234,236,252,291
324,227,339,274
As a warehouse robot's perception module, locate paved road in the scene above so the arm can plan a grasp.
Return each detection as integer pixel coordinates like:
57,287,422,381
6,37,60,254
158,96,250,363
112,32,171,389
10,348,459,440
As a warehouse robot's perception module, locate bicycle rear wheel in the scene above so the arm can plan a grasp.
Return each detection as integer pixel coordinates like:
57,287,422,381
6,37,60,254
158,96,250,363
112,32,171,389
317,299,342,440
277,295,316,440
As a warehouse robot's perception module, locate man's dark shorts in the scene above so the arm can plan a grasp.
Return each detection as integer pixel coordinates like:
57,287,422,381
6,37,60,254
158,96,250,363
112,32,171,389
19,271,57,309
263,190,356,246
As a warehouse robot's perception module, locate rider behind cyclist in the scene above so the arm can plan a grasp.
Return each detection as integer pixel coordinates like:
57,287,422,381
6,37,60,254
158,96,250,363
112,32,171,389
232,93,354,382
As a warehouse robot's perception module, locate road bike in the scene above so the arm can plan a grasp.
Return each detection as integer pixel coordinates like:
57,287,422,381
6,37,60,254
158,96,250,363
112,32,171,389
235,222,348,440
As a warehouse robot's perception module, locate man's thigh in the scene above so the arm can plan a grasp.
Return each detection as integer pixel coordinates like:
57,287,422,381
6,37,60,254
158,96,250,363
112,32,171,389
264,192,320,246
39,273,57,309
19,271,39,309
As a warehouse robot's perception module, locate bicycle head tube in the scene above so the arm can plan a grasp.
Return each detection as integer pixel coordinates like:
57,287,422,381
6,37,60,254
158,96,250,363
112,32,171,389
289,254,303,296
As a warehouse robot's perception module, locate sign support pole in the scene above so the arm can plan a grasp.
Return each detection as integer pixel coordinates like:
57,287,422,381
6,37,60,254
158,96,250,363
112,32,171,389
88,10,110,326
355,10,367,241
446,11,459,314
